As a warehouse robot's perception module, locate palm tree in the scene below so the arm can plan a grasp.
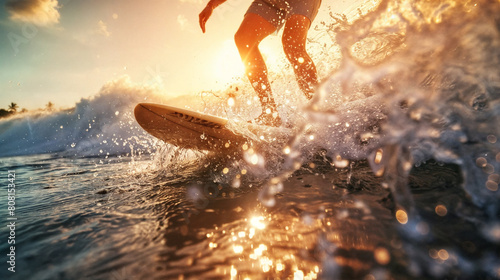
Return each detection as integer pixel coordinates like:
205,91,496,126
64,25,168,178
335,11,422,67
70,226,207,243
46,102,54,111
8,102,18,113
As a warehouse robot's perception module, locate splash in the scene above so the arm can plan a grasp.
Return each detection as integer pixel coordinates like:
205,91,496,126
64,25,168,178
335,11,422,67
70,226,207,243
179,0,499,223
0,76,165,158
274,0,500,217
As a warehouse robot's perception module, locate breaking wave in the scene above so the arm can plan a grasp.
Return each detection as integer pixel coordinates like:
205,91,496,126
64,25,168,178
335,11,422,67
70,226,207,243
0,77,165,158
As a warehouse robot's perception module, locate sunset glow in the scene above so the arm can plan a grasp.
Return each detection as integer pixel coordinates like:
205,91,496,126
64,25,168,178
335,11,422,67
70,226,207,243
0,0,351,110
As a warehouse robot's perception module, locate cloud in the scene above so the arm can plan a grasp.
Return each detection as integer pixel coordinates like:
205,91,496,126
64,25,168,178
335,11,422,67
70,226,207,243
177,14,189,30
5,0,60,26
97,20,111,37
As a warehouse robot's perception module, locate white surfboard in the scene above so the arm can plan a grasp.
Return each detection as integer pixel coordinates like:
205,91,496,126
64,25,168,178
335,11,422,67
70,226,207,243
134,103,252,151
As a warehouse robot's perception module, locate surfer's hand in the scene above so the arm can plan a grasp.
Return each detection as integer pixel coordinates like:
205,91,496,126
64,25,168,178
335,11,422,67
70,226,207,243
199,4,213,33
199,0,226,33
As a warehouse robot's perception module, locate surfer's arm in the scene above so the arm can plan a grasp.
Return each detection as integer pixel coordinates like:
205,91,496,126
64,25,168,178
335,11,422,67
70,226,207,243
199,0,227,33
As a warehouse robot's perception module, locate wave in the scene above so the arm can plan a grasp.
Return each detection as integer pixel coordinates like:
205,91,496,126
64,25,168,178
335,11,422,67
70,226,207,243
284,0,500,216
0,77,168,158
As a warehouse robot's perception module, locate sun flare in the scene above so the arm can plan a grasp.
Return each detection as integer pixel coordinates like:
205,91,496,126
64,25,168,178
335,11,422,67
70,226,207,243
212,39,284,88
212,40,245,86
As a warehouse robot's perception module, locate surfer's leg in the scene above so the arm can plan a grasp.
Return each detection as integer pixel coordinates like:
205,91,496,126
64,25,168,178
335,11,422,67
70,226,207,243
235,13,281,124
282,14,319,99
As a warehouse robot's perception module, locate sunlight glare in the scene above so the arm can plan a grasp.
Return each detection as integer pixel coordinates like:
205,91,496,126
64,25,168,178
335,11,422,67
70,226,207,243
250,216,266,230
213,40,245,86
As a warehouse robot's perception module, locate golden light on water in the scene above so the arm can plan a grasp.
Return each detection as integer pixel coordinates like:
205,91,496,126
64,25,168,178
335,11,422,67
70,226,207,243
233,245,244,254
230,265,237,278
250,216,266,230
249,228,255,239
250,244,268,259
260,256,273,272
294,270,304,280
276,262,285,272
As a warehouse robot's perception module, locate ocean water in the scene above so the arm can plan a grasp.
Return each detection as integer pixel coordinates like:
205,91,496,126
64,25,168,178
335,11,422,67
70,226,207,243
1,0,500,279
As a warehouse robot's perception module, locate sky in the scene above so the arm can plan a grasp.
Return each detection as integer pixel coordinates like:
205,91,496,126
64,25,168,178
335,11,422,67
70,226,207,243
0,0,357,111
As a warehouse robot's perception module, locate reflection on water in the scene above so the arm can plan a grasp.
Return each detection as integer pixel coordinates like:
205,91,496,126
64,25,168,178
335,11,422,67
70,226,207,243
0,141,497,279
147,159,395,280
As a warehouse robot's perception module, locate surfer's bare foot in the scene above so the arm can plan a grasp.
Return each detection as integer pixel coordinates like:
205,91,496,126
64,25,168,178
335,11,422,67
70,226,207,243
252,111,282,127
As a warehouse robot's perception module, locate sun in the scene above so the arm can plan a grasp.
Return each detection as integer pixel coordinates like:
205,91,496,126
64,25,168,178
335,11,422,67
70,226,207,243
212,40,245,86
211,38,284,89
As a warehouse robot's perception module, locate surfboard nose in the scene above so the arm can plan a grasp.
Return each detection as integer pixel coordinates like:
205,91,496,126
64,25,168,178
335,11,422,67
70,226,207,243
134,103,156,129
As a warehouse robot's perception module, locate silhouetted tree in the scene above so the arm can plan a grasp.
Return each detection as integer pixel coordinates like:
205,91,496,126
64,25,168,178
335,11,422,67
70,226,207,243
0,109,10,118
46,102,54,111
8,102,18,113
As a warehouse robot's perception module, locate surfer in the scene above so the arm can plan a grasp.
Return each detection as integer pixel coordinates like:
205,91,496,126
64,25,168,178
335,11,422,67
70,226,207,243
199,0,321,126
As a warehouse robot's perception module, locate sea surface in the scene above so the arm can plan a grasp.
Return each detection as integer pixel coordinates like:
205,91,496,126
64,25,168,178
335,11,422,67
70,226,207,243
1,0,500,279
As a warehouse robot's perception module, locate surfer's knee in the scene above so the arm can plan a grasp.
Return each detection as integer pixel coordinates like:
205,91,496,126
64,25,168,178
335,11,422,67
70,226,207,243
282,15,310,66
234,29,254,54
234,31,245,52
283,44,310,68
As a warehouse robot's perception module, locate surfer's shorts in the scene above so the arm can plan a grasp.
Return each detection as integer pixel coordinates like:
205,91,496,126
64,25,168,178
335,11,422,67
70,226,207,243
245,0,322,30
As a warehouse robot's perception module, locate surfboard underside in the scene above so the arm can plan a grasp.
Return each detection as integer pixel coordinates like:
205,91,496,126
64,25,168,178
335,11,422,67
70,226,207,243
134,103,248,151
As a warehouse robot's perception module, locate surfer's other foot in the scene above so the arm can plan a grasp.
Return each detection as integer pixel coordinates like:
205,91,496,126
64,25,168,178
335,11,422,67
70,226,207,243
251,112,282,127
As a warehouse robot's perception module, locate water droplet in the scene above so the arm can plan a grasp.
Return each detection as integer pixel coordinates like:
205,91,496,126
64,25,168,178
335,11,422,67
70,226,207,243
435,204,447,216
374,247,391,265
374,149,383,164
396,209,408,224
294,270,304,280
283,146,291,155
476,157,487,167
334,155,349,168
233,245,243,254
486,180,498,192
231,178,241,189
438,249,449,261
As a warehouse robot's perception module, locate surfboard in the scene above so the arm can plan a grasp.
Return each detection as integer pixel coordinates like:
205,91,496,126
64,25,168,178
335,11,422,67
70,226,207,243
134,103,251,151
